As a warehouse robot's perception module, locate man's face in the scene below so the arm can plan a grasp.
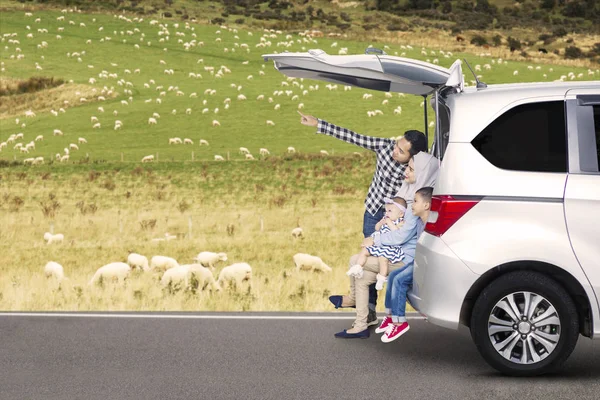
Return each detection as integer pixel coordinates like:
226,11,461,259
393,137,412,164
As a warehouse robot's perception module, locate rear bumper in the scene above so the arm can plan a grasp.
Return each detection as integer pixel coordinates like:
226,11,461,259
408,233,480,330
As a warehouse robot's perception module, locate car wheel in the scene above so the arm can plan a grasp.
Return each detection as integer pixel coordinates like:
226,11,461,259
470,271,579,376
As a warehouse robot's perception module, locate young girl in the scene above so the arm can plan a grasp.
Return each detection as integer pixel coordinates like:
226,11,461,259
347,197,407,289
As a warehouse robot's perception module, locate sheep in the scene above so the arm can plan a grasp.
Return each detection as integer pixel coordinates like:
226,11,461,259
78,137,87,144
150,255,179,272
127,253,149,272
291,227,304,238
89,262,131,285
35,135,44,142
259,148,270,156
320,150,329,156
33,157,44,164
44,232,64,245
239,147,250,155
266,120,275,126
287,146,296,153
141,155,154,163
214,155,225,161
148,117,157,125
69,143,79,151
161,264,221,292
217,262,252,290
193,251,227,270
60,154,69,163
44,261,65,282
293,253,332,272
245,154,255,160
199,139,209,146
212,120,221,127
183,138,193,145
53,129,63,136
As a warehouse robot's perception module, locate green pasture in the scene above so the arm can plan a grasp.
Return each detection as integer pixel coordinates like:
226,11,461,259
0,8,597,163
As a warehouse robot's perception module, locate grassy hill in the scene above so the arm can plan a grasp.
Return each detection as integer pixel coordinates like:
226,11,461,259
1,6,597,163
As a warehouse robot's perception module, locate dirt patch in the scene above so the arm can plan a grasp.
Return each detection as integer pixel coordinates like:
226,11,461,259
0,82,118,119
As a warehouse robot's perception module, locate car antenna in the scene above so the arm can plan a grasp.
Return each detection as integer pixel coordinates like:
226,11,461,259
462,58,487,89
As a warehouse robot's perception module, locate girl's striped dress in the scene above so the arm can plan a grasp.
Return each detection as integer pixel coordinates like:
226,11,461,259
366,218,405,263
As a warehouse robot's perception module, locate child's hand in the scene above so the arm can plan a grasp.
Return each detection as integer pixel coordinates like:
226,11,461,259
298,111,318,127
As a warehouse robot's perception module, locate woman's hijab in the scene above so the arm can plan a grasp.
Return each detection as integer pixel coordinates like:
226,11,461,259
395,151,440,204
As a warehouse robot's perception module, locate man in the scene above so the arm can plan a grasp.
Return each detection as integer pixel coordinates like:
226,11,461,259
298,111,428,323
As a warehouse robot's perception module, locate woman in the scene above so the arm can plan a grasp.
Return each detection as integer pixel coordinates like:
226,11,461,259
332,151,440,339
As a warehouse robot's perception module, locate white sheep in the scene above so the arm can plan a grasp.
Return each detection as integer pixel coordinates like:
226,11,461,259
183,138,193,145
245,154,255,160
199,139,209,146
78,137,87,144
259,148,270,156
320,150,329,156
214,155,225,161
150,255,179,272
192,251,227,270
293,253,332,272
44,261,65,282
287,146,296,153
89,262,131,285
44,232,64,245
127,253,149,271
141,155,154,163
148,117,157,125
35,135,44,142
239,147,250,155
291,227,304,238
217,262,252,290
161,264,221,291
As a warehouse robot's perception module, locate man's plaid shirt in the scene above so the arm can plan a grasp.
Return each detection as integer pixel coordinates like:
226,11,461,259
317,119,407,216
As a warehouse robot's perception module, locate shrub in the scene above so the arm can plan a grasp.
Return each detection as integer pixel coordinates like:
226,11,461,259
564,46,583,59
507,36,522,51
492,34,502,46
163,12,172,18
470,35,488,46
553,26,568,37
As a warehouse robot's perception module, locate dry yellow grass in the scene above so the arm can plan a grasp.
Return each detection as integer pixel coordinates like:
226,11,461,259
0,82,116,119
0,163,399,314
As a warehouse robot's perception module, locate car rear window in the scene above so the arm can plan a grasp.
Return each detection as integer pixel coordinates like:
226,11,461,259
471,101,567,173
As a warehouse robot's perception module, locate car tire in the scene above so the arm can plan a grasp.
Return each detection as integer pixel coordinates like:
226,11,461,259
470,270,579,377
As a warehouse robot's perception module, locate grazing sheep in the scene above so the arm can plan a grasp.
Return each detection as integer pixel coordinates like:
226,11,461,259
148,117,157,125
214,155,225,161
193,251,227,270
53,129,63,136
320,150,329,156
60,154,69,163
44,261,65,282
217,262,252,290
199,139,209,146
291,227,304,238
245,154,255,160
212,120,220,127
266,120,275,126
150,255,179,272
287,146,296,153
78,137,87,144
141,155,154,163
69,143,79,151
44,232,64,245
89,262,131,285
239,147,250,155
183,138,193,145
35,135,44,142
259,148,270,156
127,253,149,271
293,253,332,272
161,264,221,291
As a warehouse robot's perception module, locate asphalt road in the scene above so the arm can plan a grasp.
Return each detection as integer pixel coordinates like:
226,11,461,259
1,312,599,400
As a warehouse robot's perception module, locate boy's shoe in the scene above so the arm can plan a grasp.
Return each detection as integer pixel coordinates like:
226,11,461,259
367,310,379,327
375,316,393,334
381,322,410,343
334,327,370,339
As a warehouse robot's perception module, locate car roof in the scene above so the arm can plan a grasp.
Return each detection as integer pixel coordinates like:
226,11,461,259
445,80,600,143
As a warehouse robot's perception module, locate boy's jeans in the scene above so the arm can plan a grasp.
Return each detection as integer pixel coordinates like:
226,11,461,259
384,263,414,323
362,208,385,311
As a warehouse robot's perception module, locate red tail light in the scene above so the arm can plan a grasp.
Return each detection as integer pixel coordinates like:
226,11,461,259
424,196,480,237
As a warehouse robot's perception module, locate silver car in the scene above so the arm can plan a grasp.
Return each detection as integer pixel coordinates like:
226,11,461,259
264,49,600,376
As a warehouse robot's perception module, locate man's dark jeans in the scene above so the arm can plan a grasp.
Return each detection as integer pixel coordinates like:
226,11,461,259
363,208,385,310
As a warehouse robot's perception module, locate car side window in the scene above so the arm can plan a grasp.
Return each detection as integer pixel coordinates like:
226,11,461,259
593,105,600,169
471,101,567,173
